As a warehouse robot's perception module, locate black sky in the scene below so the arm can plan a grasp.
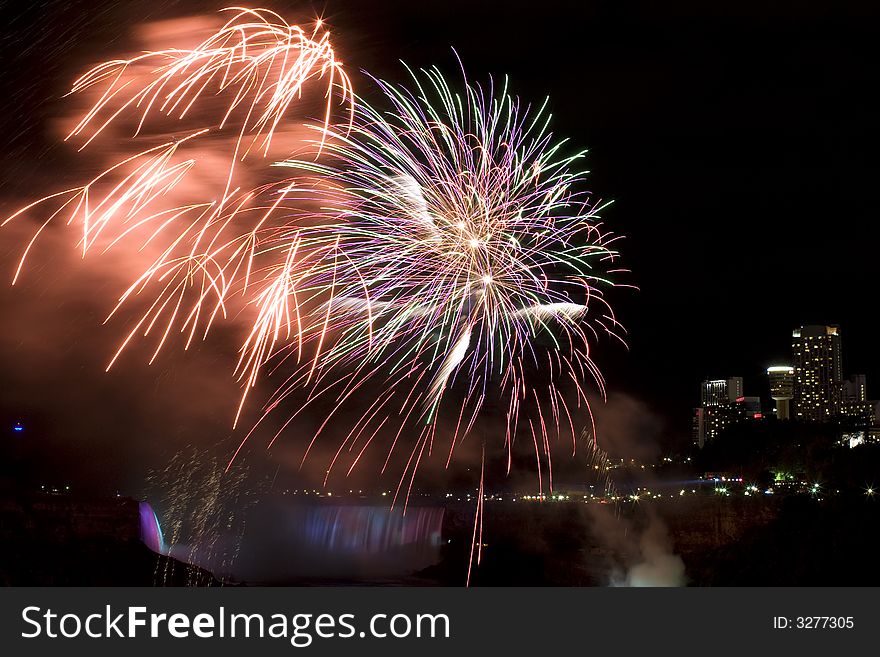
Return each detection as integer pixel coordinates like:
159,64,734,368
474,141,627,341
2,0,880,475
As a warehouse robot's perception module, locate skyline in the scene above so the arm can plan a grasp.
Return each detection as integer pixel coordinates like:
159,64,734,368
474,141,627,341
695,324,871,408
693,323,880,450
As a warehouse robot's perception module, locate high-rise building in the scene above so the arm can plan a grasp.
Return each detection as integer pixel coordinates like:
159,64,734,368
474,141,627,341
701,377,743,406
693,404,739,449
692,407,705,449
767,365,794,420
738,396,763,420
792,325,842,422
694,376,747,448
843,374,867,402
840,374,874,428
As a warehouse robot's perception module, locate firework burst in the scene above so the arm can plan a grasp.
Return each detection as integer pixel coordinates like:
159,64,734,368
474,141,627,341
3,7,352,362
236,66,626,517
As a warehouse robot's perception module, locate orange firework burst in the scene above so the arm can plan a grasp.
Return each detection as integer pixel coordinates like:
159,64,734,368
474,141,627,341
3,6,352,369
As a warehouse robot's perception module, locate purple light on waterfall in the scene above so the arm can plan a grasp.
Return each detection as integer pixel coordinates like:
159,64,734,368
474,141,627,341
302,506,444,554
138,501,166,555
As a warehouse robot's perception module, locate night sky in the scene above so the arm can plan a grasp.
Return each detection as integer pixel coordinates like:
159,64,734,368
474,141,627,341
2,0,880,490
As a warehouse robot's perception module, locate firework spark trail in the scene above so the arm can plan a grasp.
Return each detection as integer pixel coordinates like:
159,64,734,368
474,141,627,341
466,447,485,587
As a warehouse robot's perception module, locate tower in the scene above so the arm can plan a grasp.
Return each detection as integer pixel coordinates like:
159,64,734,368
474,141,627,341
767,366,794,420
